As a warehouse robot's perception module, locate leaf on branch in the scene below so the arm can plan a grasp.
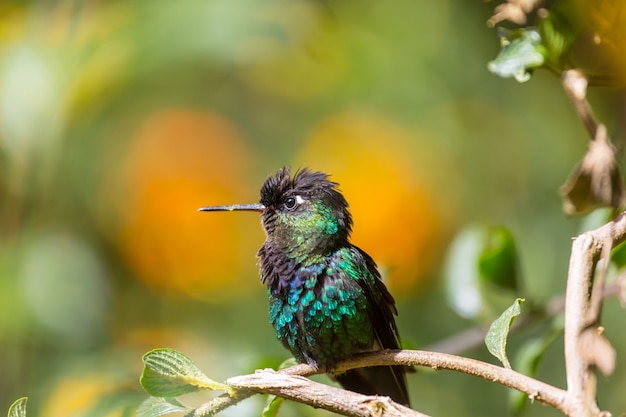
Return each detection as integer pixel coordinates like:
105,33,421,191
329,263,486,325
136,397,189,417
7,398,27,417
488,7,577,82
485,298,525,368
262,395,285,417
560,124,626,215
488,28,545,82
536,9,576,72
610,241,626,270
141,348,234,397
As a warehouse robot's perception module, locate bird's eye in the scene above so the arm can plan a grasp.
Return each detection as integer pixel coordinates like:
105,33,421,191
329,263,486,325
284,197,297,210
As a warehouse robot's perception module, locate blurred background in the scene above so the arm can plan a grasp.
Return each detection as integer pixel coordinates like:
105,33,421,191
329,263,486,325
0,0,625,416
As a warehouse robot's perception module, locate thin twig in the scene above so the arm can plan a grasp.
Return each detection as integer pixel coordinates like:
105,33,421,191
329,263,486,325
562,70,598,139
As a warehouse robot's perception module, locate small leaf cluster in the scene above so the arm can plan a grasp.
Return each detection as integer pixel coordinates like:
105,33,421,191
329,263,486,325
488,3,577,82
138,348,237,417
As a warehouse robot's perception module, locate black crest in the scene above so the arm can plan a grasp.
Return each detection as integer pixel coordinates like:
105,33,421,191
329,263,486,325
259,167,353,236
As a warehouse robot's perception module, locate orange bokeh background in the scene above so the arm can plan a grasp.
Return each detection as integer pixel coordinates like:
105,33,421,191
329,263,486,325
104,109,263,300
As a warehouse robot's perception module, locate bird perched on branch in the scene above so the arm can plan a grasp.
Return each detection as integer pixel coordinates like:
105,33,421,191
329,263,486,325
200,167,410,405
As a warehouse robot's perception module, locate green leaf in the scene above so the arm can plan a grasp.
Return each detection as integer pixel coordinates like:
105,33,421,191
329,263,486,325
262,395,285,417
136,397,189,417
8,398,27,417
478,226,519,292
485,298,525,368
536,9,577,73
612,239,626,268
488,8,577,82
141,348,234,397
488,29,545,82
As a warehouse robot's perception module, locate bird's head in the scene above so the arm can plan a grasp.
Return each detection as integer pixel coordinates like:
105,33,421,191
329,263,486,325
199,167,352,258
258,167,352,255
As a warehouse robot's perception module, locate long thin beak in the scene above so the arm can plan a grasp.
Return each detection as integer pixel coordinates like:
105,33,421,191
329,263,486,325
198,203,265,212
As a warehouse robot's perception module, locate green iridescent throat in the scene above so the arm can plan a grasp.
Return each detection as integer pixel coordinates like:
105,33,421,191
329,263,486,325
277,200,342,264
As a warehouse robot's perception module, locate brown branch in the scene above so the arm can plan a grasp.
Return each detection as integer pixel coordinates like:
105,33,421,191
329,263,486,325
333,350,569,414
564,232,600,415
227,371,425,417
564,211,626,417
189,360,425,417
192,349,569,417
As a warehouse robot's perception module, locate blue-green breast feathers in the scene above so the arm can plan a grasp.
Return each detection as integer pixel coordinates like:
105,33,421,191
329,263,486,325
267,246,376,369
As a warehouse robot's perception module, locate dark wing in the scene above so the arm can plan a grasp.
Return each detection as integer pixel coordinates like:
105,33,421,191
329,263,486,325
334,245,411,406
352,246,402,349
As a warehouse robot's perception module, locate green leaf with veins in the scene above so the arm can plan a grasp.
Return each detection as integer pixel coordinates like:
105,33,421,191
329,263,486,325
485,298,525,368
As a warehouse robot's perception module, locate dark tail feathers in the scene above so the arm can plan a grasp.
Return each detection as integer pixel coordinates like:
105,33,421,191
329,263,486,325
334,365,410,406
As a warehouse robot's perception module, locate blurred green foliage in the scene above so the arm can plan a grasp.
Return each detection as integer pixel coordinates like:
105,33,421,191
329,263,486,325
1,0,625,416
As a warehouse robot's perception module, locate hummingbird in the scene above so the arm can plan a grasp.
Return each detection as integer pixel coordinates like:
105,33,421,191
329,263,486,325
199,167,410,405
